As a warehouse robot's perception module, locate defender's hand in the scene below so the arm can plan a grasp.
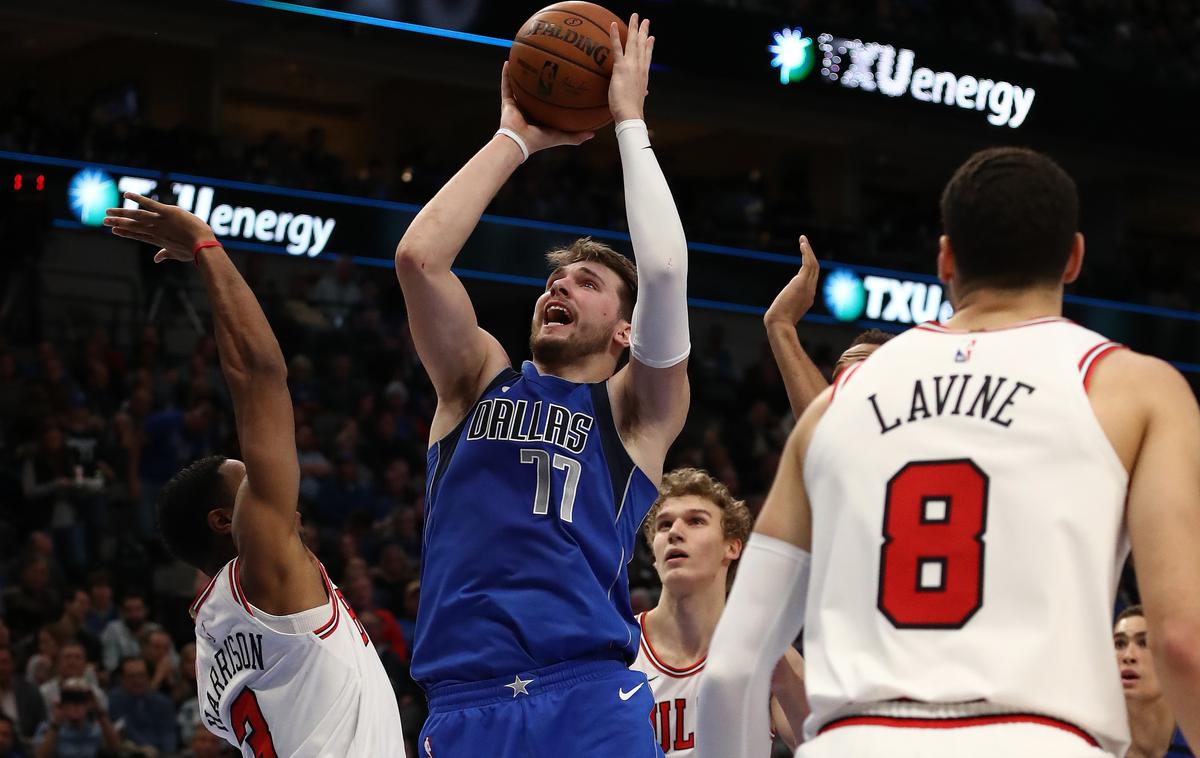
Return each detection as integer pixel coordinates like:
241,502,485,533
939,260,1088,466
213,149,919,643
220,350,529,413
104,192,217,263
608,14,654,123
765,236,821,327
498,62,594,156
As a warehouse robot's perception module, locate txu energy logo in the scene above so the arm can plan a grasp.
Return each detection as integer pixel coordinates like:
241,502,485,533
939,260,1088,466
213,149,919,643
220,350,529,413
769,28,815,84
824,268,866,321
68,168,120,226
824,268,955,324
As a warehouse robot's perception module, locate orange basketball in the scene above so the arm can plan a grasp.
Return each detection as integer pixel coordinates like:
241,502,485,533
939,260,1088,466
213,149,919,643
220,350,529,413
508,2,629,133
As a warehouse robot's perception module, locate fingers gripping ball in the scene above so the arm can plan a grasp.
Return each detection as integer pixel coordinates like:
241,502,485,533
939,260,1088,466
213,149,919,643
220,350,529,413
508,2,628,132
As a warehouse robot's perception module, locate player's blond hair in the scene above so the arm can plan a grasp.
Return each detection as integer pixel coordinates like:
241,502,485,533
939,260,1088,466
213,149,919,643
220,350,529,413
546,238,638,321
642,467,752,548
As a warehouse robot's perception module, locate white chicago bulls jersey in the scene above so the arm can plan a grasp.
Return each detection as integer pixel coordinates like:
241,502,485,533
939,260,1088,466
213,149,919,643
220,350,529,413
802,317,1130,756
630,612,703,755
191,556,406,757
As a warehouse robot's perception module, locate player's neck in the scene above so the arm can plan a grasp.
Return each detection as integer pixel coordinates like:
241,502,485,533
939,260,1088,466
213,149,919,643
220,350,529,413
944,285,1063,331
650,579,727,663
531,353,616,384
1126,696,1175,758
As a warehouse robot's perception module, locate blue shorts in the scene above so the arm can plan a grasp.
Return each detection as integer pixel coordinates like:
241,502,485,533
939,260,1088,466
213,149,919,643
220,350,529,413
420,659,664,758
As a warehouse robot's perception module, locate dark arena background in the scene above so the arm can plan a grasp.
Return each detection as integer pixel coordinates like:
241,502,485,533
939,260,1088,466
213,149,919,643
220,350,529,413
0,1,1197,756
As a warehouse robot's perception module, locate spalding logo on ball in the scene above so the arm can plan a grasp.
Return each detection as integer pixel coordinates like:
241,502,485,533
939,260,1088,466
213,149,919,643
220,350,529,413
508,2,629,132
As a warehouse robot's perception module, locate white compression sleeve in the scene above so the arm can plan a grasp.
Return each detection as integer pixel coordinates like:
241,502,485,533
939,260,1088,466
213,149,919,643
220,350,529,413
696,534,811,758
616,119,690,368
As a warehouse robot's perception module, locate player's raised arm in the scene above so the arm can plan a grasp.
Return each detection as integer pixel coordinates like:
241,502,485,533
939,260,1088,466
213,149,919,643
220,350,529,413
104,194,320,613
1116,354,1200,748
695,387,826,758
395,64,594,433
764,236,830,418
606,16,691,474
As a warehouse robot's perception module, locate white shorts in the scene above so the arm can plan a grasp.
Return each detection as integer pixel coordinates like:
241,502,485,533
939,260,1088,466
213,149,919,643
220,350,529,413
795,722,1116,758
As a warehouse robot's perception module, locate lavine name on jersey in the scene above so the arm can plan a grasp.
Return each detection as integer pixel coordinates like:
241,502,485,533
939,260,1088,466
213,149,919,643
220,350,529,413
466,398,593,454
867,373,1037,435
201,631,265,731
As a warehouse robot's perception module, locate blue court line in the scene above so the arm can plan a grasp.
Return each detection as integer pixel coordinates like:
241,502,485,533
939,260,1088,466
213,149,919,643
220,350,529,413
226,0,514,48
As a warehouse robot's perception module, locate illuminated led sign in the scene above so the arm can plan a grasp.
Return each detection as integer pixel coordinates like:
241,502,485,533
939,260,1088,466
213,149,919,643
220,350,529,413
114,176,336,257
823,268,954,324
772,28,1036,128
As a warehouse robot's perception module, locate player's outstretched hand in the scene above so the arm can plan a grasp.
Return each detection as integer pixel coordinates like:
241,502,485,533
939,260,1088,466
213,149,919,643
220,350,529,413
499,62,594,155
609,14,654,123
104,192,217,263
765,235,820,327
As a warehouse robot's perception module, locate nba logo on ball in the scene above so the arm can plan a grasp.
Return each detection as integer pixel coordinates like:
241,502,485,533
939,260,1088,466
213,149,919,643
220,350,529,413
68,168,120,227
539,61,560,96
824,268,867,321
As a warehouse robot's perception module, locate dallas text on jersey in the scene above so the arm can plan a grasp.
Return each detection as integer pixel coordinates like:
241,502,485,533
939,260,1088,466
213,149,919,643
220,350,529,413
467,398,594,454
868,373,1037,434
202,631,265,731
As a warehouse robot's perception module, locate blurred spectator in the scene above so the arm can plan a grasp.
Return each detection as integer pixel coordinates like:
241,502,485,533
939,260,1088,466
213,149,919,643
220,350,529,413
106,657,176,756
1,560,60,637
31,678,119,758
0,648,45,742
344,577,407,662
309,256,362,330
100,595,163,674
38,644,106,715
179,725,228,758
23,626,66,688
53,591,98,665
371,544,414,616
296,424,332,505
81,579,114,641
0,714,26,758
140,629,179,699
174,644,199,744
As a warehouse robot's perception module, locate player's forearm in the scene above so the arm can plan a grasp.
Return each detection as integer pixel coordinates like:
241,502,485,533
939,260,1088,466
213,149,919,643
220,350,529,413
618,119,690,368
765,320,829,418
1154,620,1200,749
395,136,523,275
196,245,287,385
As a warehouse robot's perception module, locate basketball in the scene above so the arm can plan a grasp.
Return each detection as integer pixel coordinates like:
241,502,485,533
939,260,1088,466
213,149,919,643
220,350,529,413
508,2,629,133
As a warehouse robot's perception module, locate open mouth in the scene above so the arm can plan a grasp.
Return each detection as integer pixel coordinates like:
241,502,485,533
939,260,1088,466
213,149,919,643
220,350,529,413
544,302,574,327
1121,670,1140,685
664,548,689,564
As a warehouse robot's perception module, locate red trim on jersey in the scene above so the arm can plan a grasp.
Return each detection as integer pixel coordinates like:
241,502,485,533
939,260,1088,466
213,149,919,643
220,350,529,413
638,612,705,678
817,713,1100,747
231,558,254,616
313,562,341,639
915,317,1070,334
1083,344,1126,391
1078,340,1118,371
188,572,220,621
830,361,864,403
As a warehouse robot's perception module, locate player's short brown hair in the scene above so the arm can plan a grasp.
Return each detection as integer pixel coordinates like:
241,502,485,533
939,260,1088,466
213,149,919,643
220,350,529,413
941,147,1078,292
546,238,638,321
1115,604,1144,626
642,468,752,548
850,329,894,348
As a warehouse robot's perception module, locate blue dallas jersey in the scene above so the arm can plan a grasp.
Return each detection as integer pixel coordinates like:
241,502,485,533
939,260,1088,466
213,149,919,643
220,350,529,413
412,361,660,688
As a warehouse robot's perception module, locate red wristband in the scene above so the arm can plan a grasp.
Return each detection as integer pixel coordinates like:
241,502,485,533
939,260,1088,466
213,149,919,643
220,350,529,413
192,240,223,265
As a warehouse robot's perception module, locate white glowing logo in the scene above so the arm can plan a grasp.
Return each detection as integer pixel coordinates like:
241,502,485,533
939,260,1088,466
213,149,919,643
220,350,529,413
770,28,814,84
68,168,119,226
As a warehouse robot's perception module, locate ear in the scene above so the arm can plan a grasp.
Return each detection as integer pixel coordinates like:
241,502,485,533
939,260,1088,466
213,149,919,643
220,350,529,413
1062,232,1085,285
726,538,744,563
936,235,954,286
614,320,631,350
207,507,233,536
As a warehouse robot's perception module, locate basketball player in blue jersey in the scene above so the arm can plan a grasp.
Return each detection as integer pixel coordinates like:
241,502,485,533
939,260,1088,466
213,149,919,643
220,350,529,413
394,15,689,758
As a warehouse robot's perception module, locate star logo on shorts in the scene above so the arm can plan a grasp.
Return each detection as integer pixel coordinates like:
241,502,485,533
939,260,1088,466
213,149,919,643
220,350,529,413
505,674,534,697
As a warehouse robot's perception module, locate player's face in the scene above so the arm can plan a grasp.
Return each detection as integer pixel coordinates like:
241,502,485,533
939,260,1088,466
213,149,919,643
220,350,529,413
1114,615,1162,700
650,495,741,590
832,343,881,380
530,262,629,367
